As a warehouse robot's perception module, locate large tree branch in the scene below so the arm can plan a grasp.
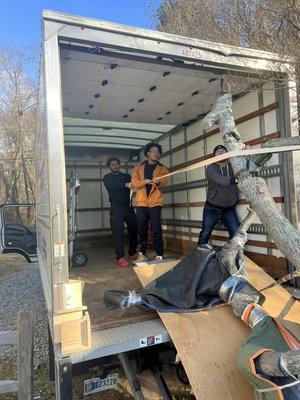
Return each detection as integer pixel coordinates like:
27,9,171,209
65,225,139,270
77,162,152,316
203,90,300,270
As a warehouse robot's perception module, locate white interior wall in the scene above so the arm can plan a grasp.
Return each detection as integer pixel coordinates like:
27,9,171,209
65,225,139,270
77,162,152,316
158,81,287,263
65,149,135,236
64,81,287,267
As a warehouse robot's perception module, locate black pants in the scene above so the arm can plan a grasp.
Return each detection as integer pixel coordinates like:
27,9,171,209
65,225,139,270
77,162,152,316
136,206,164,256
110,205,138,260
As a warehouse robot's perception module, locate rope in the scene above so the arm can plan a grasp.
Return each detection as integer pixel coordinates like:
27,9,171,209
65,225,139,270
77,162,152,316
256,353,300,393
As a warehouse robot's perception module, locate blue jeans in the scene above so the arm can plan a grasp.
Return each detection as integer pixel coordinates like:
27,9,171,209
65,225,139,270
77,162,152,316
198,202,240,245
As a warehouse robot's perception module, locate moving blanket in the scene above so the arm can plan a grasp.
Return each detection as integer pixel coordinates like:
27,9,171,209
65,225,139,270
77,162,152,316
104,245,262,312
237,308,300,400
139,245,229,312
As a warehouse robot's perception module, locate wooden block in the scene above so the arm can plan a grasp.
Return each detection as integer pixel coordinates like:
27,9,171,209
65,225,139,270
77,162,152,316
53,279,84,313
61,311,91,357
0,331,17,346
0,380,18,394
18,311,33,400
53,310,84,343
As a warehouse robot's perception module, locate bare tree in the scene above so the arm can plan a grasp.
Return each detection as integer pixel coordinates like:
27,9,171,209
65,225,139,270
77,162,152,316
150,0,300,97
0,45,38,205
152,0,300,55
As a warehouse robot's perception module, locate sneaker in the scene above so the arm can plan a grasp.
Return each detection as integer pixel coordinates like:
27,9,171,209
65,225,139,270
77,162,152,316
115,257,130,267
155,255,164,261
129,252,147,262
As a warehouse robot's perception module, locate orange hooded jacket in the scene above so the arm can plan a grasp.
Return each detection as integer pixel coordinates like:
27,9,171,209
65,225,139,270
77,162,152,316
131,161,169,207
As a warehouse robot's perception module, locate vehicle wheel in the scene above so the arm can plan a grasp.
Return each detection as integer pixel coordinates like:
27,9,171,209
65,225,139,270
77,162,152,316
176,362,190,385
71,251,88,267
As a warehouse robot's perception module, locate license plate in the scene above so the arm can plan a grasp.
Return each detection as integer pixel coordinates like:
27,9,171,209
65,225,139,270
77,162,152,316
84,373,118,395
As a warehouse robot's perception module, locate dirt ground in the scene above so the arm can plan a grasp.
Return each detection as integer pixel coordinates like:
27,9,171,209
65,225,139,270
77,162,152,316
0,253,195,400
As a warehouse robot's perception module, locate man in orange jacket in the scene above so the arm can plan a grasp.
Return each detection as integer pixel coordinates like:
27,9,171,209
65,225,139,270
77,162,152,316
130,142,169,260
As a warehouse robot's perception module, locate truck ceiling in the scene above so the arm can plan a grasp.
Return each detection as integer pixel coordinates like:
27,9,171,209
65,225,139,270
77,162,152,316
60,45,261,150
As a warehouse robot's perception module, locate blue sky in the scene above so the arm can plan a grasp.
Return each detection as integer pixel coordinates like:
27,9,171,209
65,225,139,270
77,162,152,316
0,0,160,47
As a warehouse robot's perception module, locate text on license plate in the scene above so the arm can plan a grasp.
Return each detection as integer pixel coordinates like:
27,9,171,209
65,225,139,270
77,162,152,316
84,373,118,395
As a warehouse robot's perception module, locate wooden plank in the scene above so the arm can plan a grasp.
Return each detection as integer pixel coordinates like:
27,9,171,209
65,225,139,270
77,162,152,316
18,311,33,400
164,197,284,208
162,102,280,157
0,331,17,345
163,231,278,250
245,251,287,277
168,131,280,172
164,237,287,277
245,257,300,333
0,380,18,394
134,255,300,399
134,261,252,400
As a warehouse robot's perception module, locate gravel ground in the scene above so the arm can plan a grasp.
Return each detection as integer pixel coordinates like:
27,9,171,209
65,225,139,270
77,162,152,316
0,256,194,399
0,262,48,363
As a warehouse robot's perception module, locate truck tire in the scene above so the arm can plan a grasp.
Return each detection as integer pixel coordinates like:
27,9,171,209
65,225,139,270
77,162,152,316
71,251,88,267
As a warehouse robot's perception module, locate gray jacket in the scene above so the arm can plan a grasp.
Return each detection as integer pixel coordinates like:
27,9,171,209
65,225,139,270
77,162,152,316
206,163,238,208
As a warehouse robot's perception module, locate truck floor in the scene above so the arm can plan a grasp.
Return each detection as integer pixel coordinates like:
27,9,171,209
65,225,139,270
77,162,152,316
69,243,158,332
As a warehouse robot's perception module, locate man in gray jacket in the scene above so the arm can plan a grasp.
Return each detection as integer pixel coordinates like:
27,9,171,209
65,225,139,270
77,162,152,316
198,145,240,245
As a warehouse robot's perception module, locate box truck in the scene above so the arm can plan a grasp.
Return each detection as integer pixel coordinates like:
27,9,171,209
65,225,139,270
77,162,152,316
36,10,299,399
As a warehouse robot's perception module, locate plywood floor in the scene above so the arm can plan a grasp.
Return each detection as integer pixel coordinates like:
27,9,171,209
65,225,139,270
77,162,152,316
69,243,169,332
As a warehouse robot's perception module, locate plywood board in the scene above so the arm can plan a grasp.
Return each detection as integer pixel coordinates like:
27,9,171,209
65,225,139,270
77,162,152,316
134,261,252,400
134,256,300,400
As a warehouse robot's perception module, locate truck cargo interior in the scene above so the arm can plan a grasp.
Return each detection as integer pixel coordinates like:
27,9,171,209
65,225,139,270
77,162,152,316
59,42,278,336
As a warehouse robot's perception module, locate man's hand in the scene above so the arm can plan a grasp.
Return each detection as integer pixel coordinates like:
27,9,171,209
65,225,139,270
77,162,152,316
144,179,151,185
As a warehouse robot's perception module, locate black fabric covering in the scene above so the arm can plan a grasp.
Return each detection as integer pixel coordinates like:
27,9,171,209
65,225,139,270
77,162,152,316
140,246,231,312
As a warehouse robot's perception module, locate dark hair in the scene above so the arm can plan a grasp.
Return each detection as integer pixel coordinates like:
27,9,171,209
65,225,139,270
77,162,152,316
213,145,227,155
144,141,162,157
106,157,120,167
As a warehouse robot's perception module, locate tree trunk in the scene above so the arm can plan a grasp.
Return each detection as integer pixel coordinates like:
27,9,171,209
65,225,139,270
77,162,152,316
203,92,300,270
256,349,300,378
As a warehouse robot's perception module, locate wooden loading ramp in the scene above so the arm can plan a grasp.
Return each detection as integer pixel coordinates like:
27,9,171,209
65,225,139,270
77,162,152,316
134,257,300,400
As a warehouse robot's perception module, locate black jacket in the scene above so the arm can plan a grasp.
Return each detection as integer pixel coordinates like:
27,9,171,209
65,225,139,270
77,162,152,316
102,172,131,206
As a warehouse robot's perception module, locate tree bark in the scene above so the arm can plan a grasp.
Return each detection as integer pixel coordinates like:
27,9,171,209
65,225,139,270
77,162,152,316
203,92,300,270
256,349,300,377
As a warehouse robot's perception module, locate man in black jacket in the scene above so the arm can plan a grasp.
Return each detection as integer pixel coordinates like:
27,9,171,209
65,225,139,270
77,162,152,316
103,157,142,267
198,145,240,245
